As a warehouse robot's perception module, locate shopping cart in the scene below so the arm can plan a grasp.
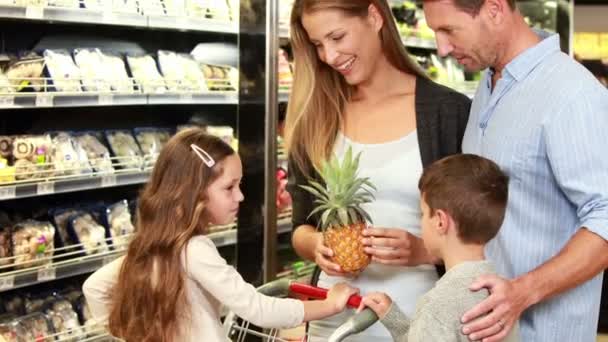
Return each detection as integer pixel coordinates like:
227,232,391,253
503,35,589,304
223,278,379,342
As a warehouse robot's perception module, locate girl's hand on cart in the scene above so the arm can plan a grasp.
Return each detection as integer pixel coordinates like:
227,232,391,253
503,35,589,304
327,282,360,314
357,292,392,319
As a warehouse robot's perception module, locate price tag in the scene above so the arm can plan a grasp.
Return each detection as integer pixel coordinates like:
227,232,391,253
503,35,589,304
37,267,56,282
179,93,193,102
0,186,16,200
25,6,44,19
99,94,114,105
35,94,54,107
0,275,15,291
101,175,117,187
36,181,55,195
0,96,15,107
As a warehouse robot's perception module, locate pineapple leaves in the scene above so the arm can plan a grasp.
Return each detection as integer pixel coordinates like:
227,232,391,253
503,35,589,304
338,208,349,227
299,185,328,202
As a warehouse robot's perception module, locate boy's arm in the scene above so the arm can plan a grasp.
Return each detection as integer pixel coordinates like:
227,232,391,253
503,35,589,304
407,310,464,342
380,303,412,342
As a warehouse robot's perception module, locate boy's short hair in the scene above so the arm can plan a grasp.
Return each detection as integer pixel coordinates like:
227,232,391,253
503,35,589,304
418,154,509,244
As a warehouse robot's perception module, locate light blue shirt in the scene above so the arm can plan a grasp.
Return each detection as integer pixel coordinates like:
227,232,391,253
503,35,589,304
462,31,608,342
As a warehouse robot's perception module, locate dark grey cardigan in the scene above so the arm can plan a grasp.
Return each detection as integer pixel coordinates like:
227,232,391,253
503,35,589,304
287,76,471,230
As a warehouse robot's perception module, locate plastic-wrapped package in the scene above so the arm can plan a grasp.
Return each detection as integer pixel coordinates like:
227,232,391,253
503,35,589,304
207,125,236,150
12,135,54,181
134,128,170,166
5,53,45,93
126,54,166,94
156,51,181,91
67,212,108,255
105,130,142,170
0,319,24,342
278,48,292,91
73,49,110,93
0,226,11,268
99,51,133,93
45,299,84,341
201,63,237,91
104,200,134,249
74,133,114,174
52,208,80,249
0,136,12,159
51,133,92,176
43,50,82,93
157,51,207,92
11,220,55,269
24,293,56,314
0,157,15,184
2,296,24,317
15,313,53,342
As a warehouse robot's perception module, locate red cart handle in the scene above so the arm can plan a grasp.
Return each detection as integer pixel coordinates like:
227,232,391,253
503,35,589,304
289,282,362,309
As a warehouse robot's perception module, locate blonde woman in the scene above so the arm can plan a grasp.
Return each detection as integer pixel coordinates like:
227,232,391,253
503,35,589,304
285,1,471,341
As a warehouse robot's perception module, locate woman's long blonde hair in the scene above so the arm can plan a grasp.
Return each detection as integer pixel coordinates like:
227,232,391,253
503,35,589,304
108,128,235,341
285,0,427,175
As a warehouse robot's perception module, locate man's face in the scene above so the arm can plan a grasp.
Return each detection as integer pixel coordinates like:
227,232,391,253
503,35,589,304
424,0,498,72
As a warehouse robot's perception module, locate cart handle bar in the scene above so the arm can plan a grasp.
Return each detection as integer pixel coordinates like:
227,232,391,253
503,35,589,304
289,282,362,309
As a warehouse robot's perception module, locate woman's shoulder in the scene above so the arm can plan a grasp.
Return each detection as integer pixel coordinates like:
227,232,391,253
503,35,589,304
416,76,471,107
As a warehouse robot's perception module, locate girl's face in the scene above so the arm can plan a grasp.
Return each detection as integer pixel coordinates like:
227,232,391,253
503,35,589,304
205,154,244,225
301,7,384,86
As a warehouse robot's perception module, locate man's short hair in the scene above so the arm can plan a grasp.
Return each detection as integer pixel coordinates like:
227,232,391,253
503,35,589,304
418,154,509,244
426,0,517,15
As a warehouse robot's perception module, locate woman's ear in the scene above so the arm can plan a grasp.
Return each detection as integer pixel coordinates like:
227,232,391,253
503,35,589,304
367,4,384,33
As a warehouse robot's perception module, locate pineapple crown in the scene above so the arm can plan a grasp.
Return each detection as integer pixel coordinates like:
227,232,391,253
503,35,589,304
300,147,377,231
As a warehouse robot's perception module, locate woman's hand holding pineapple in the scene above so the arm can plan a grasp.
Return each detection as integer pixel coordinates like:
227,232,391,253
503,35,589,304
361,227,437,267
313,232,357,277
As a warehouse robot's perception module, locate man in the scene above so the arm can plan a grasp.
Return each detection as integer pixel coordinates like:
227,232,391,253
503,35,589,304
422,0,608,341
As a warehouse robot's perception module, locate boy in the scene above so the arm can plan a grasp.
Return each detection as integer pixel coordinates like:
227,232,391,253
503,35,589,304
359,154,519,341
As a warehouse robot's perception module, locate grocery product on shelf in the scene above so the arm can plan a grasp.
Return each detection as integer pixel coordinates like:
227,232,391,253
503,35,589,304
126,54,167,94
11,135,54,181
50,132,92,177
104,200,135,249
158,50,207,92
11,220,55,269
5,53,45,93
43,50,82,93
105,130,142,170
45,299,84,341
74,132,115,174
67,212,109,255
200,63,237,91
15,312,53,342
278,48,292,91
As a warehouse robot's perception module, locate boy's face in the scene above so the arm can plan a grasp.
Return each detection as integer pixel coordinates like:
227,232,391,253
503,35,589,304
420,196,442,258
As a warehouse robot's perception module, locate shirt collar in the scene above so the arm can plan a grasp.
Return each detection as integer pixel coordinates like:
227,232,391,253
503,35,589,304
504,29,560,82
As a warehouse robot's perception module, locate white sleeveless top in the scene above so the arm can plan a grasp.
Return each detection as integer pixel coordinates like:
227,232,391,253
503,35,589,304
309,131,438,341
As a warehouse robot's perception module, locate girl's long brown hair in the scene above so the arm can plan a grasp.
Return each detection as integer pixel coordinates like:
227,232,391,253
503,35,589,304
108,128,235,341
285,0,427,175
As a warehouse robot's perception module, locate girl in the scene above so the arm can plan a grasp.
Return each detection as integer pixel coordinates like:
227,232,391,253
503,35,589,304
285,0,471,341
83,128,357,341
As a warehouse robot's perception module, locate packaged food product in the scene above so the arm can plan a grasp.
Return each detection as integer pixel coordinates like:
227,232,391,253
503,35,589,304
99,51,133,93
200,63,237,91
157,51,207,92
51,208,80,249
0,136,12,159
105,130,142,170
0,225,11,268
24,293,56,314
11,135,54,181
73,49,110,93
278,48,293,91
0,318,24,342
5,53,45,93
0,157,15,184
43,50,82,93
206,125,236,150
15,313,53,342
105,200,134,249
134,128,170,166
74,133,114,174
67,212,108,255
126,54,166,94
2,295,24,317
51,133,92,176
45,299,83,341
11,220,54,269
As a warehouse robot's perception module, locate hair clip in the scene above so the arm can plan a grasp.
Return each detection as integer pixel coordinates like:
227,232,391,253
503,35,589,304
190,144,215,168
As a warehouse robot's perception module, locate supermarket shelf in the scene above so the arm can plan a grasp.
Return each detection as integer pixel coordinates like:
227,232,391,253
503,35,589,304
0,171,151,201
147,92,238,105
402,36,437,50
0,227,237,293
0,4,237,34
279,23,290,39
0,91,238,109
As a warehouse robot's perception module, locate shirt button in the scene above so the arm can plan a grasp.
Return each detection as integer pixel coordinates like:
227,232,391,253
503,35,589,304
480,123,487,129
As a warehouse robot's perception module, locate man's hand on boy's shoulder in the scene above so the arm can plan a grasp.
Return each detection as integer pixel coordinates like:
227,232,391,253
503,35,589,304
461,274,529,342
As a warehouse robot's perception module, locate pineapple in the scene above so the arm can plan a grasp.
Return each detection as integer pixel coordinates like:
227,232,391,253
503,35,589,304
300,147,376,273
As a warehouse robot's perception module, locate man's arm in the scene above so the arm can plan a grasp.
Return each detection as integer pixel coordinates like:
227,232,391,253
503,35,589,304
461,228,608,342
